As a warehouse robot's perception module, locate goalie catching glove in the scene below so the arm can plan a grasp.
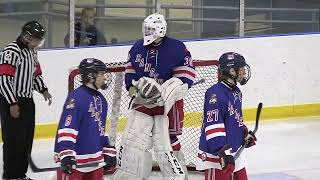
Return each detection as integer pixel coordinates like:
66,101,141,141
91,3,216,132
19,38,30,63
130,77,188,109
131,77,163,105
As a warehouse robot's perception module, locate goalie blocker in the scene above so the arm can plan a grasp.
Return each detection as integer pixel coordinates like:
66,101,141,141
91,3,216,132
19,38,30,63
112,77,188,180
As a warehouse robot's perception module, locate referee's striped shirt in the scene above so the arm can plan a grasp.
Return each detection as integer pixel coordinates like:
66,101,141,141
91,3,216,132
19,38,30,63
0,38,47,104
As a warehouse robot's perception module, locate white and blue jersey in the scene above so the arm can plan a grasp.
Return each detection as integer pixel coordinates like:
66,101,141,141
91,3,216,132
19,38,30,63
196,82,246,170
54,85,110,166
125,36,196,89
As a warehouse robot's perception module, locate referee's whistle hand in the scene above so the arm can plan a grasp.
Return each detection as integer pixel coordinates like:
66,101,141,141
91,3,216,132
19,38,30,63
43,90,52,106
10,104,20,118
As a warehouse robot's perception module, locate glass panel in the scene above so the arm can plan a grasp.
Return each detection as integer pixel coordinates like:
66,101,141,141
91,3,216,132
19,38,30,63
72,0,149,45
0,0,69,49
0,1,43,48
46,1,69,48
245,0,319,36
201,0,240,38
3,0,319,49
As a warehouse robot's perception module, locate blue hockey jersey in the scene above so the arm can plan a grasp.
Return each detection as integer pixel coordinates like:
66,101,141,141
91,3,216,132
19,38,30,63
196,82,246,170
54,85,110,166
125,36,196,89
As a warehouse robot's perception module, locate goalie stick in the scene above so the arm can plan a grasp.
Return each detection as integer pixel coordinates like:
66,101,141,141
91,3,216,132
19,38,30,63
234,102,263,160
29,157,106,173
192,78,205,86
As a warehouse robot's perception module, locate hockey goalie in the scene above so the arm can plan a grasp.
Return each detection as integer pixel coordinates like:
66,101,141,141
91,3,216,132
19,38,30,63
112,13,196,180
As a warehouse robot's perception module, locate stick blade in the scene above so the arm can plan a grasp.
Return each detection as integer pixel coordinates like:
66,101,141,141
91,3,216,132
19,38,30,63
253,102,263,133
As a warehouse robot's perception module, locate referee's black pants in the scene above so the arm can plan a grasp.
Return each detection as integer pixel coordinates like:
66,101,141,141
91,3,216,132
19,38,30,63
0,96,35,179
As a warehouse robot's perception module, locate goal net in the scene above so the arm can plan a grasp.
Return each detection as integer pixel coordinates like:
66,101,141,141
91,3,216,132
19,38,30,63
68,60,219,171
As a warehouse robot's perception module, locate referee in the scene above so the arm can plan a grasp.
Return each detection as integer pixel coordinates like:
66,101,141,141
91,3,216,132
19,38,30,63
0,21,52,180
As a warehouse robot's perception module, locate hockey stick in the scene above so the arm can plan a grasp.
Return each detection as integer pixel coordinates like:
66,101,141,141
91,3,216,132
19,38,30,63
192,78,205,86
29,157,106,173
234,102,263,160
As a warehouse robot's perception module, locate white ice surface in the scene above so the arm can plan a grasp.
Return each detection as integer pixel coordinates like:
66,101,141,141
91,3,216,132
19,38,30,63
0,117,319,180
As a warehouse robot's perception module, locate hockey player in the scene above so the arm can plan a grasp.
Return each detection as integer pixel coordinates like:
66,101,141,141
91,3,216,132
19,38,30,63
112,13,196,180
53,58,116,180
196,52,257,180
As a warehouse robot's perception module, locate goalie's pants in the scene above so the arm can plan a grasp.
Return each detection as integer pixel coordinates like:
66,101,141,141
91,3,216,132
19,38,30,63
0,96,35,179
134,99,184,137
57,168,104,180
205,168,248,180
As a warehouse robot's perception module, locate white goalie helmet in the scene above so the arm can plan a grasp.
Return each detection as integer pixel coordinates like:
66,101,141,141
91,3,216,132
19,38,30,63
142,13,167,46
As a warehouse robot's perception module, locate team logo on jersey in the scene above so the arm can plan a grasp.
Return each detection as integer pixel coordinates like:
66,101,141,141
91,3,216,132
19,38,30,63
209,94,217,104
148,49,158,58
228,102,235,116
66,98,75,109
232,91,242,103
135,54,144,67
65,115,72,126
228,102,243,127
88,96,102,121
88,96,105,136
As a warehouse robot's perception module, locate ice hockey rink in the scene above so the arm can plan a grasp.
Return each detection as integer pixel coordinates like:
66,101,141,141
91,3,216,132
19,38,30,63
0,116,319,180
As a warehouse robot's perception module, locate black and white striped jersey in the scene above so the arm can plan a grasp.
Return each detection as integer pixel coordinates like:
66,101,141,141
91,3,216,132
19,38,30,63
0,38,47,104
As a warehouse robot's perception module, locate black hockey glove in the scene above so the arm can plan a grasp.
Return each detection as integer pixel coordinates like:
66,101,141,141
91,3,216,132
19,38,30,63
61,156,76,174
243,125,257,148
218,146,235,174
103,146,117,170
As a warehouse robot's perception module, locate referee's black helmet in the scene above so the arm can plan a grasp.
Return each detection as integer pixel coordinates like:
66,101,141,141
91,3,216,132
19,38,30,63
22,21,45,39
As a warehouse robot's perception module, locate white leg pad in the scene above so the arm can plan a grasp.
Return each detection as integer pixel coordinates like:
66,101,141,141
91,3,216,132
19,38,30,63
112,169,144,180
115,110,154,179
155,151,185,180
153,115,186,180
173,151,188,180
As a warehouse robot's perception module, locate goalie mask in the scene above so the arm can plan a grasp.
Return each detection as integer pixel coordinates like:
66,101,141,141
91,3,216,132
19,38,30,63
219,52,251,85
79,58,110,90
142,13,167,46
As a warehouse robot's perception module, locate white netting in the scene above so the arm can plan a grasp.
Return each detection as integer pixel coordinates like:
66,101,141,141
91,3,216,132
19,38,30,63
68,60,219,170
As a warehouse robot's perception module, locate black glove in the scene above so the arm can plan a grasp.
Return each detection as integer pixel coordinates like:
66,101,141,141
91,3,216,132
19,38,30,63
243,125,257,148
61,156,76,174
218,146,235,174
103,146,117,170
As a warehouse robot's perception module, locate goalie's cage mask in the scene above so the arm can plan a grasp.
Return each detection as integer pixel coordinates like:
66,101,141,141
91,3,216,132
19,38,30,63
79,58,107,84
219,52,251,85
142,13,167,46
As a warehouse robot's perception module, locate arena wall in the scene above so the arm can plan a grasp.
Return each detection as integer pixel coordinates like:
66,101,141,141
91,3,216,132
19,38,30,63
1,33,320,140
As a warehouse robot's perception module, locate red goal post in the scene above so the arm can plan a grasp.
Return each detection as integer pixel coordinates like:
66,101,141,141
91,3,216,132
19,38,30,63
68,60,219,171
